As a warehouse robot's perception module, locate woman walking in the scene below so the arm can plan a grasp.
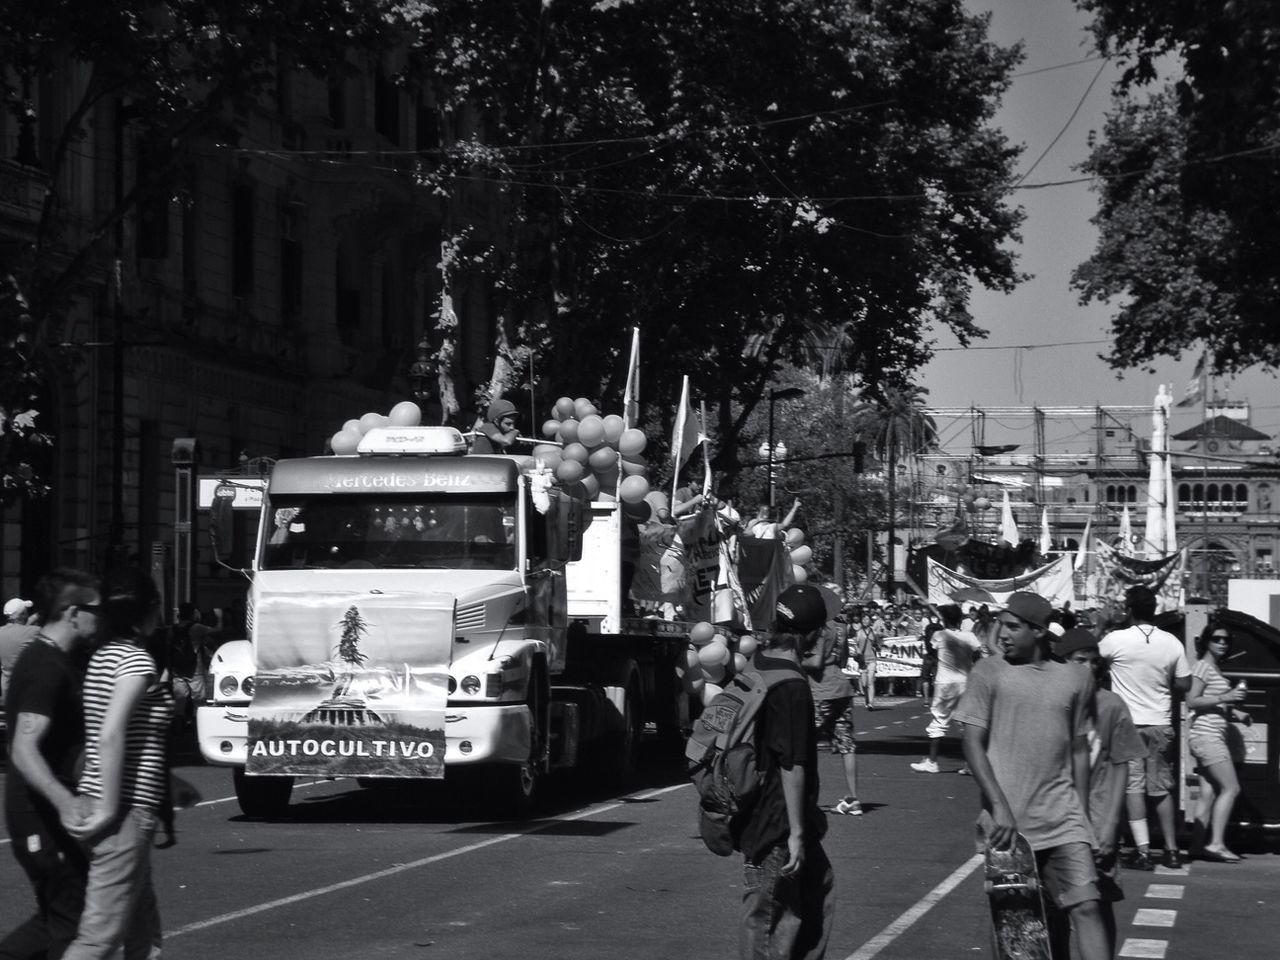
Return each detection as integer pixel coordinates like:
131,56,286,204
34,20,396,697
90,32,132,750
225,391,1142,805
1185,625,1248,862
64,572,173,959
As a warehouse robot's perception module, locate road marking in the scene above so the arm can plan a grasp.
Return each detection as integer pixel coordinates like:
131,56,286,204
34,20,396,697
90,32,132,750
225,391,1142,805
842,854,982,960
1118,939,1168,958
1133,908,1177,928
193,778,329,808
165,782,690,940
874,725,887,730
1144,884,1184,900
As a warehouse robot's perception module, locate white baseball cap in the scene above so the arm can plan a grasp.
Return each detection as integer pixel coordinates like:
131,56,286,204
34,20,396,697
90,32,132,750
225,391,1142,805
4,597,33,619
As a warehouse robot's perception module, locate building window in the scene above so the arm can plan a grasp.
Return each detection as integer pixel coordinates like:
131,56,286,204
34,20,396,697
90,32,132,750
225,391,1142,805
231,180,255,298
375,68,400,145
135,139,170,261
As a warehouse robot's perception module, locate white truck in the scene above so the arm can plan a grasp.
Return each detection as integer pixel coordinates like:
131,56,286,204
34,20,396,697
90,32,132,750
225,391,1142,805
196,426,688,817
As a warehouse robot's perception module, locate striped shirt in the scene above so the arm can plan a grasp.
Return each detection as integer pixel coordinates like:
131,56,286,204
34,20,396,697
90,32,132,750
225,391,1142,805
79,638,173,810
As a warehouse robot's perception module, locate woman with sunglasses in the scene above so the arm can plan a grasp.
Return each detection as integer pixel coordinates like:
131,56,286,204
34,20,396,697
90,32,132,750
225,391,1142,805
1185,625,1248,862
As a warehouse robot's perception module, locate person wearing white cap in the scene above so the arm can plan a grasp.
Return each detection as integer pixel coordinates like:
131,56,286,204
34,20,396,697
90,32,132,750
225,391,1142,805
1,597,39,707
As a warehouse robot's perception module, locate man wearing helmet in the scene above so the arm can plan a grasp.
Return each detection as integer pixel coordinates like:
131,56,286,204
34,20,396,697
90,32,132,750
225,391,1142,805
471,399,520,454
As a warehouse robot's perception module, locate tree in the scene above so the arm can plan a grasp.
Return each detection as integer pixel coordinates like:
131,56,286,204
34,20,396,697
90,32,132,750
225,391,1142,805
0,0,406,495
1073,0,1280,372
0,274,51,505
400,0,1025,454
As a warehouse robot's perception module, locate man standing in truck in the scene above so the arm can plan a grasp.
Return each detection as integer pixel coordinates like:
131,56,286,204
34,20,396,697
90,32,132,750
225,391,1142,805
470,399,520,454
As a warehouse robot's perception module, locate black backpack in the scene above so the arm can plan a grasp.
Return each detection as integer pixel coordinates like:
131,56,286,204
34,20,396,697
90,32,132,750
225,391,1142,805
685,663,798,855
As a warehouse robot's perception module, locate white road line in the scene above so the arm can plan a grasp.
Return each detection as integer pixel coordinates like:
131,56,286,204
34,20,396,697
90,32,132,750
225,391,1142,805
1144,884,1184,900
1117,938,1168,958
1132,908,1176,928
165,782,690,940
874,725,887,730
193,778,329,808
842,854,982,960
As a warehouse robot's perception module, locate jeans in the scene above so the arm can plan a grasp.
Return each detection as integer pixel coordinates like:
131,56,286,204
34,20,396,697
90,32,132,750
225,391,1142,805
0,807,88,960
62,807,161,960
740,842,834,960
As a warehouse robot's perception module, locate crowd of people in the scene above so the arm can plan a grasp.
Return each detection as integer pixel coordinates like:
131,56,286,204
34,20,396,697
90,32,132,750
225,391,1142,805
0,572,212,960
723,581,1250,960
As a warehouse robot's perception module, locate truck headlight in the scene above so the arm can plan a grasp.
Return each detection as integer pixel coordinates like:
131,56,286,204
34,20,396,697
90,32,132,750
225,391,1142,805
242,676,255,697
460,675,482,696
219,676,240,698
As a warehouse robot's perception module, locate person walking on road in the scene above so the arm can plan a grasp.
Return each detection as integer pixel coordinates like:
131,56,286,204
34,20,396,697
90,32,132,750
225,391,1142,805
1,596,41,710
911,604,983,775
1099,585,1191,870
853,610,881,710
1,569,102,960
956,591,1110,960
63,571,174,960
1185,624,1249,863
736,583,834,960
1055,627,1146,957
803,617,863,817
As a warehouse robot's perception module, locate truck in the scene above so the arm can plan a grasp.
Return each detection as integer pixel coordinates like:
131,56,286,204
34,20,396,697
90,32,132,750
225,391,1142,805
196,425,693,818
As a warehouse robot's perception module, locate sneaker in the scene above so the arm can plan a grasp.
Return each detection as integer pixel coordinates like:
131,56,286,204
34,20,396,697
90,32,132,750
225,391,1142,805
832,797,864,816
910,759,940,774
1123,850,1156,872
957,766,972,776
1161,849,1183,869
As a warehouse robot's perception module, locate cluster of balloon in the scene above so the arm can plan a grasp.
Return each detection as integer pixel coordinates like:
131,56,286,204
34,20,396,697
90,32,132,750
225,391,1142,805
533,396,651,507
785,527,812,584
329,400,423,455
679,621,760,706
948,482,992,511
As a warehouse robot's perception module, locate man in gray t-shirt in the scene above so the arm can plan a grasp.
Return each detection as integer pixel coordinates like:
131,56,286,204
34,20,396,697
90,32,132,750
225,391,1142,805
957,591,1109,960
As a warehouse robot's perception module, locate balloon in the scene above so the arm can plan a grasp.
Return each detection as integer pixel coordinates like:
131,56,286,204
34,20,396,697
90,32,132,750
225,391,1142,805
331,430,360,456
618,428,647,457
532,445,563,471
702,660,726,684
790,544,813,566
974,497,992,510
562,442,590,464
387,401,422,427
619,475,650,504
359,411,386,433
685,645,703,670
342,419,364,435
558,418,580,444
588,446,617,472
737,635,758,658
554,396,577,420
963,492,977,505
542,419,561,439
785,527,805,547
698,640,731,668
596,469,619,496
602,415,625,445
690,621,716,644
620,455,647,477
555,459,585,484
577,415,606,448
579,473,600,500
573,397,598,420
621,499,652,522
701,682,724,706
732,653,749,675
690,676,706,697
792,564,809,584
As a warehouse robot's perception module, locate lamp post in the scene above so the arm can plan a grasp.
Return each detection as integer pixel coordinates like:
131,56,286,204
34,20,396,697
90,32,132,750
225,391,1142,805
764,387,805,507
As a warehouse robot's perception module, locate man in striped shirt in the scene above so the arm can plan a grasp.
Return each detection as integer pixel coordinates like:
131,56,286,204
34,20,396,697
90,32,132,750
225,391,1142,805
2,568,102,960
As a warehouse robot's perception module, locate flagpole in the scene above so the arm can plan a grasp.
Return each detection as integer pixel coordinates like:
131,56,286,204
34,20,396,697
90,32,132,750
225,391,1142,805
700,399,712,499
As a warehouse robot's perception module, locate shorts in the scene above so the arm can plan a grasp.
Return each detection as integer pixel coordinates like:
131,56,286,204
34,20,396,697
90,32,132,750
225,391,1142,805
1126,725,1175,798
814,697,856,754
1188,723,1239,768
925,682,965,739
1035,841,1101,910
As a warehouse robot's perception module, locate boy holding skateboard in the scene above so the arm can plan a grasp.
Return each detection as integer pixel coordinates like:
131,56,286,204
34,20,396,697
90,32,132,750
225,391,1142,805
955,592,1110,960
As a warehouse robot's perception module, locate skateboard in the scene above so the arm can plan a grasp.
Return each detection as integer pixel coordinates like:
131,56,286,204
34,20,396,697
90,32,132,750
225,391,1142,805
977,823,1052,960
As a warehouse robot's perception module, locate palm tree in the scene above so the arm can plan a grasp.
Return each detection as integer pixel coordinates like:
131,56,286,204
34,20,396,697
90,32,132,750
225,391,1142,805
850,385,938,597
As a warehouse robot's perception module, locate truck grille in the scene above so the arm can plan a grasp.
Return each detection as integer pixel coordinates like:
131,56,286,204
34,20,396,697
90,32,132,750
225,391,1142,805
455,602,486,631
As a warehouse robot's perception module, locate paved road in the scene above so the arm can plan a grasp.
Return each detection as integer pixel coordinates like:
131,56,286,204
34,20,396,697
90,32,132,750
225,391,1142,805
2,696,1277,959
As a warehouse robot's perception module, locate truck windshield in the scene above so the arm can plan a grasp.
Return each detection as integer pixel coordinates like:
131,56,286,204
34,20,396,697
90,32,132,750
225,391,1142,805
260,495,517,570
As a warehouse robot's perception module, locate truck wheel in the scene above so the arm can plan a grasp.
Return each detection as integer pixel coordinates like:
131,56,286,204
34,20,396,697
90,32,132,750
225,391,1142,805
603,669,642,788
232,767,293,819
484,664,547,818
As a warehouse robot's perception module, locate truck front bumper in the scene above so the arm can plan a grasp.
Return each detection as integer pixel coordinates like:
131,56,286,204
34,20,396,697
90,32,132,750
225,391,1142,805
194,703,532,769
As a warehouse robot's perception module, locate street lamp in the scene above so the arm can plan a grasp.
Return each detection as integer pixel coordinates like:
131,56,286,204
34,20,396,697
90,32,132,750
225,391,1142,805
764,387,805,507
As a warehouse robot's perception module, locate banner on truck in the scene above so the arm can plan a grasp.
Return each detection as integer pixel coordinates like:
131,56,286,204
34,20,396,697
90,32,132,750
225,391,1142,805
246,592,451,778
877,635,925,678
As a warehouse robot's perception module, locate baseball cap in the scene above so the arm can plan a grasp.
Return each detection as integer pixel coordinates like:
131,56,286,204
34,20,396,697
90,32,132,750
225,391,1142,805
1001,592,1052,629
775,584,828,633
4,597,33,619
1055,627,1100,659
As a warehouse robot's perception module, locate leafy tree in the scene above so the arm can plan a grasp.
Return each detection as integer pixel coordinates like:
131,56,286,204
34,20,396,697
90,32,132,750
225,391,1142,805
0,275,51,505
1073,0,1280,371
401,0,1024,454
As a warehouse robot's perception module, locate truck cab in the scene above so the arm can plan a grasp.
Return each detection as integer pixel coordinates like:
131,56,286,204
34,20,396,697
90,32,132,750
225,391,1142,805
196,426,582,817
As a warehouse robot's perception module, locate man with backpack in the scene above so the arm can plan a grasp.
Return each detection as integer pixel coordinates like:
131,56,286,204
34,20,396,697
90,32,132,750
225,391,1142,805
736,583,835,960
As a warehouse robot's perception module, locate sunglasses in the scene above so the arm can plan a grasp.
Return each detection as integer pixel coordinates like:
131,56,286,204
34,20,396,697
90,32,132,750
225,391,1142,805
77,603,102,615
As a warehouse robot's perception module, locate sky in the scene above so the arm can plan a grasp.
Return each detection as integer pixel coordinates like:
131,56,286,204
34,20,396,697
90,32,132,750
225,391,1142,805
921,0,1278,453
